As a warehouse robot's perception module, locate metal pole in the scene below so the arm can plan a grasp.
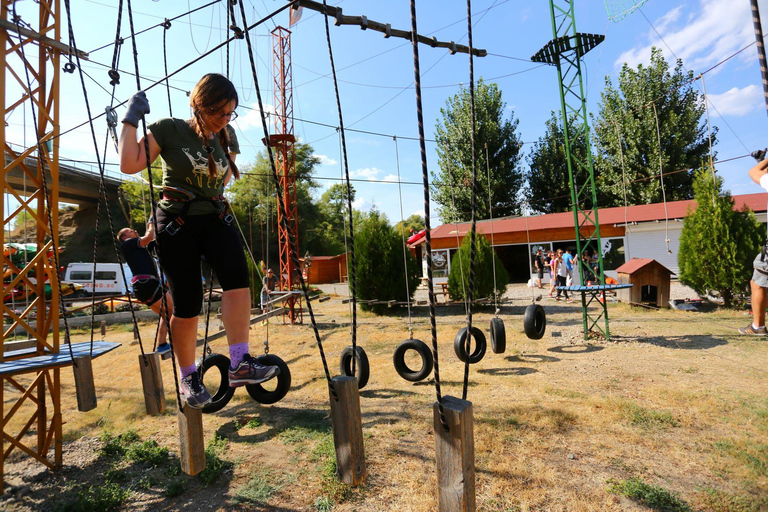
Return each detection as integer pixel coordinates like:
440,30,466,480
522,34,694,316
751,0,768,118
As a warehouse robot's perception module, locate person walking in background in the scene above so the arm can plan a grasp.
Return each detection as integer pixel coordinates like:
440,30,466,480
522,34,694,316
534,248,545,289
548,250,557,297
554,249,571,302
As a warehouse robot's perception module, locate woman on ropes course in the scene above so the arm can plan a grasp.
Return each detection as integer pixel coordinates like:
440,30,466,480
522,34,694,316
118,73,279,409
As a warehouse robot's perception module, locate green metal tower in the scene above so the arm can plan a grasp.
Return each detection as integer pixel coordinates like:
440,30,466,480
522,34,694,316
532,1,611,340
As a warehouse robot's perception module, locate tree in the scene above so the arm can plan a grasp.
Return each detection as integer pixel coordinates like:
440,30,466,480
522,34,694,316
525,111,593,214
354,209,419,314
447,233,508,301
592,47,713,206
313,183,356,256
433,79,524,222
394,214,425,238
118,162,162,228
678,168,762,307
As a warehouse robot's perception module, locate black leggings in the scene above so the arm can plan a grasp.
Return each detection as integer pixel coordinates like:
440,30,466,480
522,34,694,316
556,275,568,298
155,209,249,318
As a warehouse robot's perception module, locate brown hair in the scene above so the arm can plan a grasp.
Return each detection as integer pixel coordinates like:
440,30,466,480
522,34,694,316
188,73,240,179
116,227,132,242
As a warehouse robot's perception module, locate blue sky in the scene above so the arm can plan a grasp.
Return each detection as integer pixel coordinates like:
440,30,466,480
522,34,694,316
6,0,768,228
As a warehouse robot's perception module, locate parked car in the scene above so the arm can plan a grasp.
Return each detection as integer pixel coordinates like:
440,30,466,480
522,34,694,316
62,263,133,297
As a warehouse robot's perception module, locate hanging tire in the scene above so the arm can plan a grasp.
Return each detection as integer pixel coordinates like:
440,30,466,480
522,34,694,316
245,354,292,405
197,353,236,414
490,318,506,354
393,339,433,382
453,327,487,364
339,346,370,389
524,304,547,340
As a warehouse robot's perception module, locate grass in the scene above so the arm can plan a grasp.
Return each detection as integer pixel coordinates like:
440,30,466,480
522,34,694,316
52,482,130,512
125,439,169,466
613,399,679,429
714,439,768,477
697,487,764,512
231,470,280,506
198,433,233,486
608,477,691,511
278,410,331,445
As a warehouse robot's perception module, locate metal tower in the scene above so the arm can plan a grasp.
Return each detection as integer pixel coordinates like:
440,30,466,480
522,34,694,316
270,26,302,324
532,1,611,339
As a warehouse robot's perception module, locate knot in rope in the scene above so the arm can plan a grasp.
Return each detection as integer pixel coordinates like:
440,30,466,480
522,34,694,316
230,25,244,39
63,61,76,73
162,19,171,30
108,69,120,85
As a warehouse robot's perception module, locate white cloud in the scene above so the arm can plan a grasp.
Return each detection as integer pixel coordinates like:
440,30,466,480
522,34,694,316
614,0,752,72
706,85,763,116
352,197,366,210
382,174,399,183
316,154,337,166
233,102,276,131
411,209,425,218
351,167,382,180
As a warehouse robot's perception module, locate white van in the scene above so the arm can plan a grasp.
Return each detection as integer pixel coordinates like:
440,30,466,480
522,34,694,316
63,263,133,296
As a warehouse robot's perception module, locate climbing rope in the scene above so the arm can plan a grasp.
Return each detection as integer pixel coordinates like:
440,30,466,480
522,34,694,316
162,18,173,117
651,103,671,254
409,0,447,431
394,136,415,338
236,0,337,398
484,143,501,313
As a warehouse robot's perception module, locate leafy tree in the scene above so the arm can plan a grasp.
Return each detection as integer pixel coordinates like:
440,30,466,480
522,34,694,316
447,233,508,301
525,111,593,214
313,183,355,255
394,214,425,238
354,209,419,314
117,162,162,228
433,79,524,222
592,47,713,206
678,168,762,307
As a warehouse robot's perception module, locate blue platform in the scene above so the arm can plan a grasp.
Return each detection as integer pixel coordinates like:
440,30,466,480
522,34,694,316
0,341,121,376
554,284,633,292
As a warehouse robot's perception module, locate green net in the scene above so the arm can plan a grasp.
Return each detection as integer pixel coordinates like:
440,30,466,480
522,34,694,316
604,0,649,22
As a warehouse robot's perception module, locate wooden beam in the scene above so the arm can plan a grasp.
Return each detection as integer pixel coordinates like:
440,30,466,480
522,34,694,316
328,376,366,485
0,19,88,60
72,356,96,412
198,308,286,345
138,353,164,415
434,396,475,512
177,406,205,476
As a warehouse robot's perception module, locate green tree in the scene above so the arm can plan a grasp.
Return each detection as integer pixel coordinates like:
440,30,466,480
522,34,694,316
433,79,524,222
117,162,162,228
354,209,419,314
394,214,425,239
592,47,713,206
678,168,762,307
525,111,593,214
313,183,356,255
447,233,508,301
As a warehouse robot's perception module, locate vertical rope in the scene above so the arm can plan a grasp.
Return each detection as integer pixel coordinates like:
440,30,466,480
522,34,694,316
410,0,447,431
162,20,173,117
461,0,479,401
484,143,500,312
322,0,357,375
751,0,768,119
651,103,671,254
394,136,414,337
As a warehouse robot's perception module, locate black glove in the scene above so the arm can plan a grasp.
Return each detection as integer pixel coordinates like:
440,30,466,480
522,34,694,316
751,148,767,162
121,91,150,128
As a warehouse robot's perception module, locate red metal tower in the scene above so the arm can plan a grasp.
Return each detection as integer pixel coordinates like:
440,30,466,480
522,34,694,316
270,26,302,324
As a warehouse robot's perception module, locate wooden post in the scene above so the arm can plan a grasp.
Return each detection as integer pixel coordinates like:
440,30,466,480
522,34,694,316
138,353,165,415
328,376,366,485
177,405,205,475
434,396,475,512
72,355,97,412
100,321,106,338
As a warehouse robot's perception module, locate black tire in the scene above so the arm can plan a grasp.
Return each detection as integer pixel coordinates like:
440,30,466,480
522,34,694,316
245,354,292,405
197,353,236,414
524,304,547,340
74,290,89,299
453,327,487,364
339,346,370,389
490,318,506,354
393,339,433,382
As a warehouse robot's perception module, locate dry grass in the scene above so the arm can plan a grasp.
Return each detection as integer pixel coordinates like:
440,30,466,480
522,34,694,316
2,292,768,511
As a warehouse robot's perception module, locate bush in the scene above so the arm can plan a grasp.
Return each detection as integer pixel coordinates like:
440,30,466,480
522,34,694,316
608,477,691,511
448,232,508,301
354,209,419,314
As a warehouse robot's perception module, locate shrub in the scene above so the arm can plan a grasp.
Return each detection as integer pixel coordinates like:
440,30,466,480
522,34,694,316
354,209,419,313
448,232,508,301
608,477,691,511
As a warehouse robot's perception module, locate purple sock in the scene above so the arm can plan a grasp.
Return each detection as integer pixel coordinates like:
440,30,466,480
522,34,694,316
229,342,250,368
180,363,197,379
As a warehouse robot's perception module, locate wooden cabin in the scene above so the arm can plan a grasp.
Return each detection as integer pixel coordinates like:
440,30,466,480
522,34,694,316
615,258,673,308
302,253,348,284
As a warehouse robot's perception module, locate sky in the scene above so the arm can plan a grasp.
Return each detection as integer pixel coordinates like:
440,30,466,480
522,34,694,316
5,0,768,232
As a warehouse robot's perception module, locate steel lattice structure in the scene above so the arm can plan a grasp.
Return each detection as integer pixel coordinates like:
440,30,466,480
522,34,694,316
533,0,611,340
271,26,302,324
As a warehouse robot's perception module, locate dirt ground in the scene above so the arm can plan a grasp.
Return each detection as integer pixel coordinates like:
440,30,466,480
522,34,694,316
1,283,767,511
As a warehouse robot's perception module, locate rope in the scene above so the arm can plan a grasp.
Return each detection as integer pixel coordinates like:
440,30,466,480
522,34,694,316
198,267,215,377
484,143,500,312
410,0,447,431
125,0,184,411
162,19,173,117
461,0,479,402
394,136,415,338
322,0,358,376
651,103,671,254
236,0,337,399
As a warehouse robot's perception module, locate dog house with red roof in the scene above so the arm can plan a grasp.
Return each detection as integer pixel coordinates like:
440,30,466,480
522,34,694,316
615,258,673,308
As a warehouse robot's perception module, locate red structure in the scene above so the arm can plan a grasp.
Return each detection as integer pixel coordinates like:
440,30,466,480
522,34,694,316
270,26,302,324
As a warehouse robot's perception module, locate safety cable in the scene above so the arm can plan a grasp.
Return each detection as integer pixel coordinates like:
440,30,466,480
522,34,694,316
162,19,173,117
409,0,447,431
461,0,479,402
236,0,338,398
322,0,357,377
393,136,415,339
651,103,671,254
484,144,500,313
125,0,184,411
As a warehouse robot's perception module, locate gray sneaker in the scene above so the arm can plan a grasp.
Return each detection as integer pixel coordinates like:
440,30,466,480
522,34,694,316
229,354,280,388
738,324,767,336
180,372,212,409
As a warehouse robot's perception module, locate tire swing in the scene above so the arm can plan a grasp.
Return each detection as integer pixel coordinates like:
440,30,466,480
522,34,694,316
198,353,235,414
393,338,433,382
523,303,547,340
246,354,292,404
483,143,506,355
489,317,506,353
453,327,487,364
339,346,370,389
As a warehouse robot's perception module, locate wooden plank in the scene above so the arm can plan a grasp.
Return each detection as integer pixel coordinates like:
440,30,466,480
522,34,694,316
328,376,366,485
319,295,332,303
138,353,165,415
0,341,121,376
177,406,205,476
72,356,97,412
2,339,38,353
198,308,286,345
434,396,475,512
